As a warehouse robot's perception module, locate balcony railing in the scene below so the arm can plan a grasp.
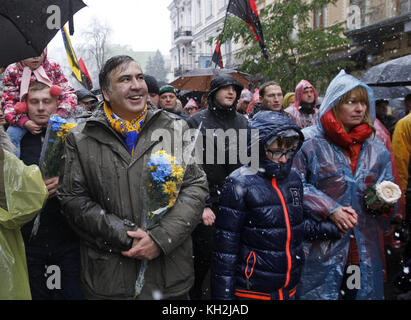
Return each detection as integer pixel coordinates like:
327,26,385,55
174,64,192,77
174,28,193,40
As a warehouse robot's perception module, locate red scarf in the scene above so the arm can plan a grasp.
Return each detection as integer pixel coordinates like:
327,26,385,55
321,109,374,266
321,110,373,174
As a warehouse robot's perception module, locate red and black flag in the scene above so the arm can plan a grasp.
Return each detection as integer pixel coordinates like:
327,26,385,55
211,39,224,68
227,0,268,59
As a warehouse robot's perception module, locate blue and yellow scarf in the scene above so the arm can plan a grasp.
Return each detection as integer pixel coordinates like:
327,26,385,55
104,102,147,156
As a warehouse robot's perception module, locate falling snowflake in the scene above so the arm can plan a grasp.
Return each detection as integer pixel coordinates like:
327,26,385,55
152,290,163,300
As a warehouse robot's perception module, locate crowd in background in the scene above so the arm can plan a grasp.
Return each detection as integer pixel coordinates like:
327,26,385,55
0,49,410,301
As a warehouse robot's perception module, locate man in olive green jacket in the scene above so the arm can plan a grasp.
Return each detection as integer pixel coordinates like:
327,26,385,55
57,56,208,300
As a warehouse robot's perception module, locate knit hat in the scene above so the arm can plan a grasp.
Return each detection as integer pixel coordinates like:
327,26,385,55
144,75,160,95
76,88,97,102
159,85,177,96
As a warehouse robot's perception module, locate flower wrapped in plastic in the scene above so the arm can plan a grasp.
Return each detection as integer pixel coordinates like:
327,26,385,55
133,150,185,297
364,181,402,216
39,114,77,179
134,125,201,298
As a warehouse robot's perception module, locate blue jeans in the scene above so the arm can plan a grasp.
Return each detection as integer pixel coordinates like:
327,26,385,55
6,125,27,158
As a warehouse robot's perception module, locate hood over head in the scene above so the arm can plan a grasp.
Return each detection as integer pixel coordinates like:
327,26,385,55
208,74,243,113
317,70,376,132
248,110,304,180
293,79,318,109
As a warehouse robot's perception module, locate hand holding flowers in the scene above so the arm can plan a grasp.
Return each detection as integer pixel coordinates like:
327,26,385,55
39,114,77,179
364,181,402,216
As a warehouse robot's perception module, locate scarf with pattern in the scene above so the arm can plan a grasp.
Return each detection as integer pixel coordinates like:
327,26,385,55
104,102,147,156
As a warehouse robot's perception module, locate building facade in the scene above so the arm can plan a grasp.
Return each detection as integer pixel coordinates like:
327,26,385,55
168,0,411,80
168,0,243,80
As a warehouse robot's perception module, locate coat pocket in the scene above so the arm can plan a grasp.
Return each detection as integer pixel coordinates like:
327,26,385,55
82,247,128,297
244,251,256,289
162,240,194,290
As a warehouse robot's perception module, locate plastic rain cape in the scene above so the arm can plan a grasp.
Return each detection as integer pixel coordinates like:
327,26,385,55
0,149,48,300
292,70,394,300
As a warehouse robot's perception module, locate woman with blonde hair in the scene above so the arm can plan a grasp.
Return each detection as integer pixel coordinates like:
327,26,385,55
293,70,395,300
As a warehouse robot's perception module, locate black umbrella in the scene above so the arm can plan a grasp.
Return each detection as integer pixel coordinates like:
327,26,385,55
361,54,411,87
371,86,411,100
178,90,205,106
0,0,86,67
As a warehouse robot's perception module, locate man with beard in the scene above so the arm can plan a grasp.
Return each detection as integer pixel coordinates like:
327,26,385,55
186,74,248,299
285,80,319,128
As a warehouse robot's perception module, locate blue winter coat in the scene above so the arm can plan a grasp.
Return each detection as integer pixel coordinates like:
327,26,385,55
292,70,395,300
211,111,341,300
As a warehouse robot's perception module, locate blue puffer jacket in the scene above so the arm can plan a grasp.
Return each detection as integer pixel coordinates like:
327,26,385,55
211,111,341,300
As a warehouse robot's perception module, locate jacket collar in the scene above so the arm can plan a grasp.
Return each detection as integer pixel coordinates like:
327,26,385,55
84,101,163,163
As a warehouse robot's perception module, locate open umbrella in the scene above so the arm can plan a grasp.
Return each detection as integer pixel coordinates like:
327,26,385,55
0,0,86,67
170,68,250,91
372,86,411,100
361,54,411,87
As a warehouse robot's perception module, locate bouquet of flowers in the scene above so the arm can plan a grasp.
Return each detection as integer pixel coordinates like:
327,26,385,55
133,124,202,298
39,115,77,179
134,149,185,298
364,181,402,216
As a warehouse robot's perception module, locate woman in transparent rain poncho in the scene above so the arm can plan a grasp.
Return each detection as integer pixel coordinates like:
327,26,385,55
293,70,395,300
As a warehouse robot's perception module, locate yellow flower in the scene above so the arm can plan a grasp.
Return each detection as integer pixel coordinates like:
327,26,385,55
171,164,184,181
164,181,177,195
168,194,177,207
61,123,76,133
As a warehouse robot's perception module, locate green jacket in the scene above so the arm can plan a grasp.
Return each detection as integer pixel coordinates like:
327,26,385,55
0,148,48,300
57,103,208,300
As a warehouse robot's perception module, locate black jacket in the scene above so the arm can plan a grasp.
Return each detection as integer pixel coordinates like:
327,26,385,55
186,74,247,211
20,130,78,249
211,111,341,300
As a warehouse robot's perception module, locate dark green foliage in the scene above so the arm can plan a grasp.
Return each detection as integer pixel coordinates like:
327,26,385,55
211,0,354,93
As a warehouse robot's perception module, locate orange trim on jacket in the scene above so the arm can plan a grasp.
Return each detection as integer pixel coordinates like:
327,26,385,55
245,251,256,280
234,287,297,300
272,178,292,293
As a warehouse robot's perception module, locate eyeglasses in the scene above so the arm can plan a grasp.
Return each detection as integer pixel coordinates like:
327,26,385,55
265,148,296,160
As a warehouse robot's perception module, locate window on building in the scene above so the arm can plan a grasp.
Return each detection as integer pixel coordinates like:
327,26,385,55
207,0,213,17
397,0,411,14
197,0,201,24
313,6,326,29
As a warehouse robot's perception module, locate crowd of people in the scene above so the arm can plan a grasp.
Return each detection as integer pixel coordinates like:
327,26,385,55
0,49,410,301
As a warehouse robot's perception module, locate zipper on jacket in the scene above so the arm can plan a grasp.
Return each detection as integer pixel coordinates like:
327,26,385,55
271,178,292,299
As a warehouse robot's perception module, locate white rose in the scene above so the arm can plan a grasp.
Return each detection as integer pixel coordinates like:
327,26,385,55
375,181,402,205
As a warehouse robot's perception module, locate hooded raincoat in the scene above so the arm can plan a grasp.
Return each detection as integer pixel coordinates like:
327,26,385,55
284,80,319,128
0,148,48,299
293,70,394,300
